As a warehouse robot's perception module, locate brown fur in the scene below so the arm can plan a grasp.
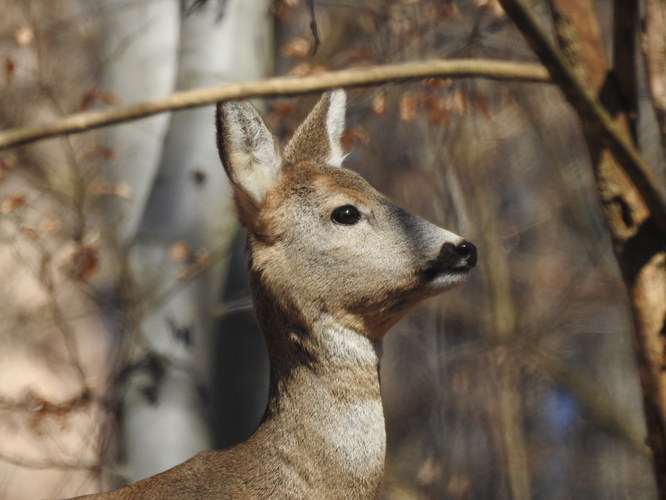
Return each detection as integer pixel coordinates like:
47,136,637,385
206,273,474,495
70,91,475,499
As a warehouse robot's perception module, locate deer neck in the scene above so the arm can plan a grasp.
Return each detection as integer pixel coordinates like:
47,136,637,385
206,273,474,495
249,272,387,491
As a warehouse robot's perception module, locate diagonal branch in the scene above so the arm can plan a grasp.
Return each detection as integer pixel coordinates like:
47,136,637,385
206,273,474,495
499,0,666,495
498,0,666,236
0,59,549,150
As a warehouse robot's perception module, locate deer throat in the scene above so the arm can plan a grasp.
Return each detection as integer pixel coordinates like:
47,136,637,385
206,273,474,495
259,316,387,487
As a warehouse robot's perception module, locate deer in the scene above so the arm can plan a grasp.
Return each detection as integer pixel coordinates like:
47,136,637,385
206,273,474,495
71,90,476,499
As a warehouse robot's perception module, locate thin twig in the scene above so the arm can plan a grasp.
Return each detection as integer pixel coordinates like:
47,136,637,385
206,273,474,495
0,452,99,471
0,59,549,150
308,0,321,56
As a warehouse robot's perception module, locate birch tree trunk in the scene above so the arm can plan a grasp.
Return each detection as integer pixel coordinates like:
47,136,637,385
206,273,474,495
105,0,274,483
96,0,180,242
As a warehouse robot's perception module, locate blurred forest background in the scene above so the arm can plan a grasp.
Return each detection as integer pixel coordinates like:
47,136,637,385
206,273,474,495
0,0,662,498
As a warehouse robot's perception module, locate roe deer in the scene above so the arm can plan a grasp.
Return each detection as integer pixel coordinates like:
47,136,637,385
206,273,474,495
73,90,476,499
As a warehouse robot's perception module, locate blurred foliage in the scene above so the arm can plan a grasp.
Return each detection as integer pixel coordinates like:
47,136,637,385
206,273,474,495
0,0,660,498
272,1,657,498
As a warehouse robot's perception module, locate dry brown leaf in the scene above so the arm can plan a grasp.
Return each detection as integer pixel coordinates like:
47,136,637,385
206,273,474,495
195,249,211,269
15,26,34,46
1,195,27,214
90,180,132,199
399,92,421,121
169,241,191,262
342,127,370,151
445,89,469,115
80,87,98,110
20,227,39,239
4,57,16,85
39,216,62,235
371,92,387,116
475,92,491,118
423,77,452,90
281,38,312,58
425,95,448,125
99,90,120,105
70,245,99,282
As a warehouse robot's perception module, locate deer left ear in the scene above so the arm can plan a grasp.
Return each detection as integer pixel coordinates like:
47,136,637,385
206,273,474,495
216,100,282,208
284,89,347,168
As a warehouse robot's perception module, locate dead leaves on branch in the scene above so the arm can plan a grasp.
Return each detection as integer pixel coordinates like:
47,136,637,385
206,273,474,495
1,194,27,214
79,87,120,111
66,245,99,282
0,389,93,436
4,57,17,86
168,241,212,281
391,84,492,125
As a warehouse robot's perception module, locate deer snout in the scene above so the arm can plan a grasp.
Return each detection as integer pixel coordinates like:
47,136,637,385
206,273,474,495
436,240,477,270
452,240,477,268
423,240,477,282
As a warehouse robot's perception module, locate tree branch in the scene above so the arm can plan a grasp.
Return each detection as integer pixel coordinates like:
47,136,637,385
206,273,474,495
643,0,666,152
498,0,666,237
612,0,639,141
307,0,320,56
502,0,666,495
0,452,98,472
0,59,548,150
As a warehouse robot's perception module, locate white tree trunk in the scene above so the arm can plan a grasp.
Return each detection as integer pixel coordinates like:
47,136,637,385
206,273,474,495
97,0,180,241
119,0,274,482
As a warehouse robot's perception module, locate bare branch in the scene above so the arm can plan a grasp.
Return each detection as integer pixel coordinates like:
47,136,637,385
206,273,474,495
0,390,95,414
0,59,549,151
307,0,320,56
501,0,666,495
498,0,666,236
0,451,99,471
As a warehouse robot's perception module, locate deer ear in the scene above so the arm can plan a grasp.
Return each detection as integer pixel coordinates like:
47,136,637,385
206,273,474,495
284,89,347,167
216,101,282,209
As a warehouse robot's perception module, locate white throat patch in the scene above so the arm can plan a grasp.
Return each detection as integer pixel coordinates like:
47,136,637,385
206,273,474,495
318,316,381,366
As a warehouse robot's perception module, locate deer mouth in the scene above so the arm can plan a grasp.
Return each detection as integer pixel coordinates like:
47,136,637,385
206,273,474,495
422,241,477,285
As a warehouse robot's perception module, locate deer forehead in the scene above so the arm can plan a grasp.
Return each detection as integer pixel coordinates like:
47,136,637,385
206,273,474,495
268,162,382,211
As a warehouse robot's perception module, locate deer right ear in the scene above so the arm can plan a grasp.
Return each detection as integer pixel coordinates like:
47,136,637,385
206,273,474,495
216,101,282,210
284,90,347,167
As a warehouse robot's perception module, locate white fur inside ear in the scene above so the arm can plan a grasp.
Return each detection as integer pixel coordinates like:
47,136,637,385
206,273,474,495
228,149,281,204
326,89,347,167
224,103,282,204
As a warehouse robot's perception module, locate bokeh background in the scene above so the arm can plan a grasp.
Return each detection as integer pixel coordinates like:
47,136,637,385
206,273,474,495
0,0,660,498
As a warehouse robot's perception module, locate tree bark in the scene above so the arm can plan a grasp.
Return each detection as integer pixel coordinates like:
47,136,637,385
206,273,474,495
643,0,666,153
96,0,181,241
115,0,274,483
498,0,666,495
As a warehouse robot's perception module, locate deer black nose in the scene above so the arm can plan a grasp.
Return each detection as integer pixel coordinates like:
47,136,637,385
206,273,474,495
454,241,477,267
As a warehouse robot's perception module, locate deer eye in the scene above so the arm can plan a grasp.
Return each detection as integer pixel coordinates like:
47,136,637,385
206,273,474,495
331,205,362,225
